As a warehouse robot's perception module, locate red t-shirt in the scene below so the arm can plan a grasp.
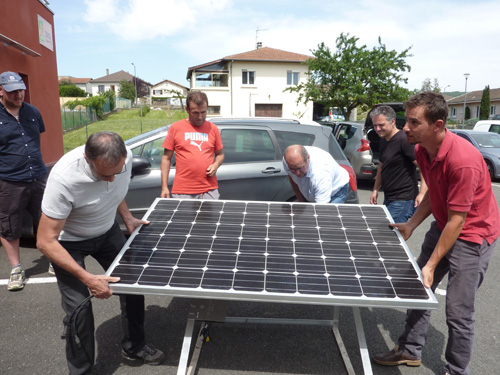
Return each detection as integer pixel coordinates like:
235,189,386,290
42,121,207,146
415,130,500,245
163,119,223,194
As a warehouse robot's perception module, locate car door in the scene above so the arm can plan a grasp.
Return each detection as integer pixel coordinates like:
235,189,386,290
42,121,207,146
126,134,174,218
217,127,292,201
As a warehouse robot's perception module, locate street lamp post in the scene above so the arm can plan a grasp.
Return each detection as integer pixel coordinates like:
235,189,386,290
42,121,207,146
463,73,470,128
444,85,450,93
131,62,137,107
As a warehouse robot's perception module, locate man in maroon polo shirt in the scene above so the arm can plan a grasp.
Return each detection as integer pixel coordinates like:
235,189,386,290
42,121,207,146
373,92,500,375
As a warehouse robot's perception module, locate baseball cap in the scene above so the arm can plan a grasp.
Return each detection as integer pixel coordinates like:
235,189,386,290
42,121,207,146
0,72,26,92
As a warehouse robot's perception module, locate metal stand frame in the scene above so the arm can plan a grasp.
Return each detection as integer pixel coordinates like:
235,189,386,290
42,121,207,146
176,301,373,375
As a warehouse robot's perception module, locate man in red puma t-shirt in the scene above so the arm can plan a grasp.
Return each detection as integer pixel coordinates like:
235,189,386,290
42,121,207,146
160,90,224,199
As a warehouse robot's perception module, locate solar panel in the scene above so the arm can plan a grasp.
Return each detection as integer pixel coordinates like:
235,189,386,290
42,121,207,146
107,198,437,309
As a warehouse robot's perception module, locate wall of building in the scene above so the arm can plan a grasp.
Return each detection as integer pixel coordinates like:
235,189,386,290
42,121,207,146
191,60,312,120
0,0,63,163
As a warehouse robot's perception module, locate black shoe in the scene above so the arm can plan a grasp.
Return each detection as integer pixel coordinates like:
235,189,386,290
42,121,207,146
372,345,421,367
122,343,165,366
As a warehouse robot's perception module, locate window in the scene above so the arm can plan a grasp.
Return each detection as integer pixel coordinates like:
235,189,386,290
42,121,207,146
98,85,105,93
491,106,496,116
455,133,473,145
207,106,221,115
242,70,255,85
132,137,167,168
450,107,456,117
490,124,500,134
153,89,163,95
273,130,315,153
287,71,299,85
221,129,276,163
195,73,228,88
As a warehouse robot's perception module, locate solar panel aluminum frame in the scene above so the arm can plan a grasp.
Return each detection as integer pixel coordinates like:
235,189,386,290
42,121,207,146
106,198,438,310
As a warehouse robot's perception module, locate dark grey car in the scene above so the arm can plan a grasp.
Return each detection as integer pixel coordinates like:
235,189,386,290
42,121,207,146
125,118,359,219
449,129,500,180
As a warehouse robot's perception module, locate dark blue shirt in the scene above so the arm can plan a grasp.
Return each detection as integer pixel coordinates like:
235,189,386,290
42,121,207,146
0,101,47,182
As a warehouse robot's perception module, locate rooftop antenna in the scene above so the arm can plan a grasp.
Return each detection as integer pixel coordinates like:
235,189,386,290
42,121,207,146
256,27,268,49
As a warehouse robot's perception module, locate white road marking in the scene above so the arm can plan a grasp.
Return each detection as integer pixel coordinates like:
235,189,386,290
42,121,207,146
0,277,57,285
435,287,447,296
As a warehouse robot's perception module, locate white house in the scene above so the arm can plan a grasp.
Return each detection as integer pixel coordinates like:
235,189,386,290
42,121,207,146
186,45,314,119
151,79,189,107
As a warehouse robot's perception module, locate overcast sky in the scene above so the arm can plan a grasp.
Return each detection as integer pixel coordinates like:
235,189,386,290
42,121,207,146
49,0,500,93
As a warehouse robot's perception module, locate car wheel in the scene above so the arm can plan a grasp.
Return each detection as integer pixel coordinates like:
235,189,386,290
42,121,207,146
485,160,494,180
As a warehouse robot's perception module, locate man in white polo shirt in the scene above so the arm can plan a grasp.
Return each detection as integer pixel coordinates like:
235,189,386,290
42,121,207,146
283,145,350,203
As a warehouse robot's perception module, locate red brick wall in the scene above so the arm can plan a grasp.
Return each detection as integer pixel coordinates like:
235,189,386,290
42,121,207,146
0,0,64,164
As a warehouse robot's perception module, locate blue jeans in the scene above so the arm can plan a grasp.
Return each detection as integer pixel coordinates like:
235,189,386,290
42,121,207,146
330,183,349,203
384,199,416,223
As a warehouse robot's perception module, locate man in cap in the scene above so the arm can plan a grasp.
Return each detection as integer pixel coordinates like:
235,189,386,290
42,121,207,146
0,71,48,290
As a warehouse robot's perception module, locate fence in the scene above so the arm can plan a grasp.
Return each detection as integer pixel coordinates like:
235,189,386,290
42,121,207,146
61,97,120,132
61,106,98,132
116,96,132,109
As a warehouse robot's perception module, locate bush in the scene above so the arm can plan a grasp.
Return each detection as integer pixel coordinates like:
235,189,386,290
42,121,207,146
139,105,150,117
59,84,87,97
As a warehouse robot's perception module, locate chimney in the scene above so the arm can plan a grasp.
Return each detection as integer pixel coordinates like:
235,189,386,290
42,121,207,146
106,69,109,75
256,42,262,49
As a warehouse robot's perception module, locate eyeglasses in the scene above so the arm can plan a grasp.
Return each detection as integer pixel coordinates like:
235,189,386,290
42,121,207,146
89,162,127,180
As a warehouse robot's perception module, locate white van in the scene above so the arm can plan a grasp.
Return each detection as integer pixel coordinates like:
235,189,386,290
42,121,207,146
473,120,500,134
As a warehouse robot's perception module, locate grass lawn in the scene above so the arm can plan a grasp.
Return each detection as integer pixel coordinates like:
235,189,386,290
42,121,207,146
63,108,188,153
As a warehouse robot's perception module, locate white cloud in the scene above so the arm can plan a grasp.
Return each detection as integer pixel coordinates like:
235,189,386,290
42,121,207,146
83,0,232,40
76,0,500,90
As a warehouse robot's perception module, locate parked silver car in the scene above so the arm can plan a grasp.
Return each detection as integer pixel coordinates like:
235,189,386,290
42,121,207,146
449,129,500,180
331,121,375,180
125,118,359,219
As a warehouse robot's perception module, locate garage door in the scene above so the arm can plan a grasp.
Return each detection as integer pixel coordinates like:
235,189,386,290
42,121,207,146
255,103,283,117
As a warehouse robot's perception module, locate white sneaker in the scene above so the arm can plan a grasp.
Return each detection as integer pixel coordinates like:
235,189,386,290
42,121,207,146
8,266,26,291
48,263,55,275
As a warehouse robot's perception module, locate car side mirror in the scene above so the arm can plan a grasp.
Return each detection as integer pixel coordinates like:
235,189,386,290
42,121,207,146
131,156,151,178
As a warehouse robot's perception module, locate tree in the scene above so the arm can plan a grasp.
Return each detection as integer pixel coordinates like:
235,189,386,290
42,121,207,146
480,85,490,120
59,84,87,97
135,77,151,98
165,89,186,111
285,33,412,120
100,90,116,111
421,78,441,93
118,79,136,102
64,95,107,120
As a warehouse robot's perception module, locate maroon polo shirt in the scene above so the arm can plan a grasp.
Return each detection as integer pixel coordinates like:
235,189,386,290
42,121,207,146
415,129,500,245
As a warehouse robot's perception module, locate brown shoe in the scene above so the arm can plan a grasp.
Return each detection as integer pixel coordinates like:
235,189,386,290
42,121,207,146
373,345,421,367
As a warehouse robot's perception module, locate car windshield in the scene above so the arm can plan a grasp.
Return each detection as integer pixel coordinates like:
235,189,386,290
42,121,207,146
470,133,500,148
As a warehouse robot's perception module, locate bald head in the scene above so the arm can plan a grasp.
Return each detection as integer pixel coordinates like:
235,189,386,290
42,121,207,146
284,145,310,177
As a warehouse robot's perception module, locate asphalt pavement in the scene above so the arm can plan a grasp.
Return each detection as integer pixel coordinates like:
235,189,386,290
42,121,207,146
1,180,499,375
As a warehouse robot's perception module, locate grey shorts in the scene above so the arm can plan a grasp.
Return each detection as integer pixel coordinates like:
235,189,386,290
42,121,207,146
172,189,220,200
0,176,47,240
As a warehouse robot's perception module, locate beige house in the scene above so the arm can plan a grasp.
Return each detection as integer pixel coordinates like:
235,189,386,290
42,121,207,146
447,87,500,121
186,45,313,119
89,69,152,104
151,79,189,107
